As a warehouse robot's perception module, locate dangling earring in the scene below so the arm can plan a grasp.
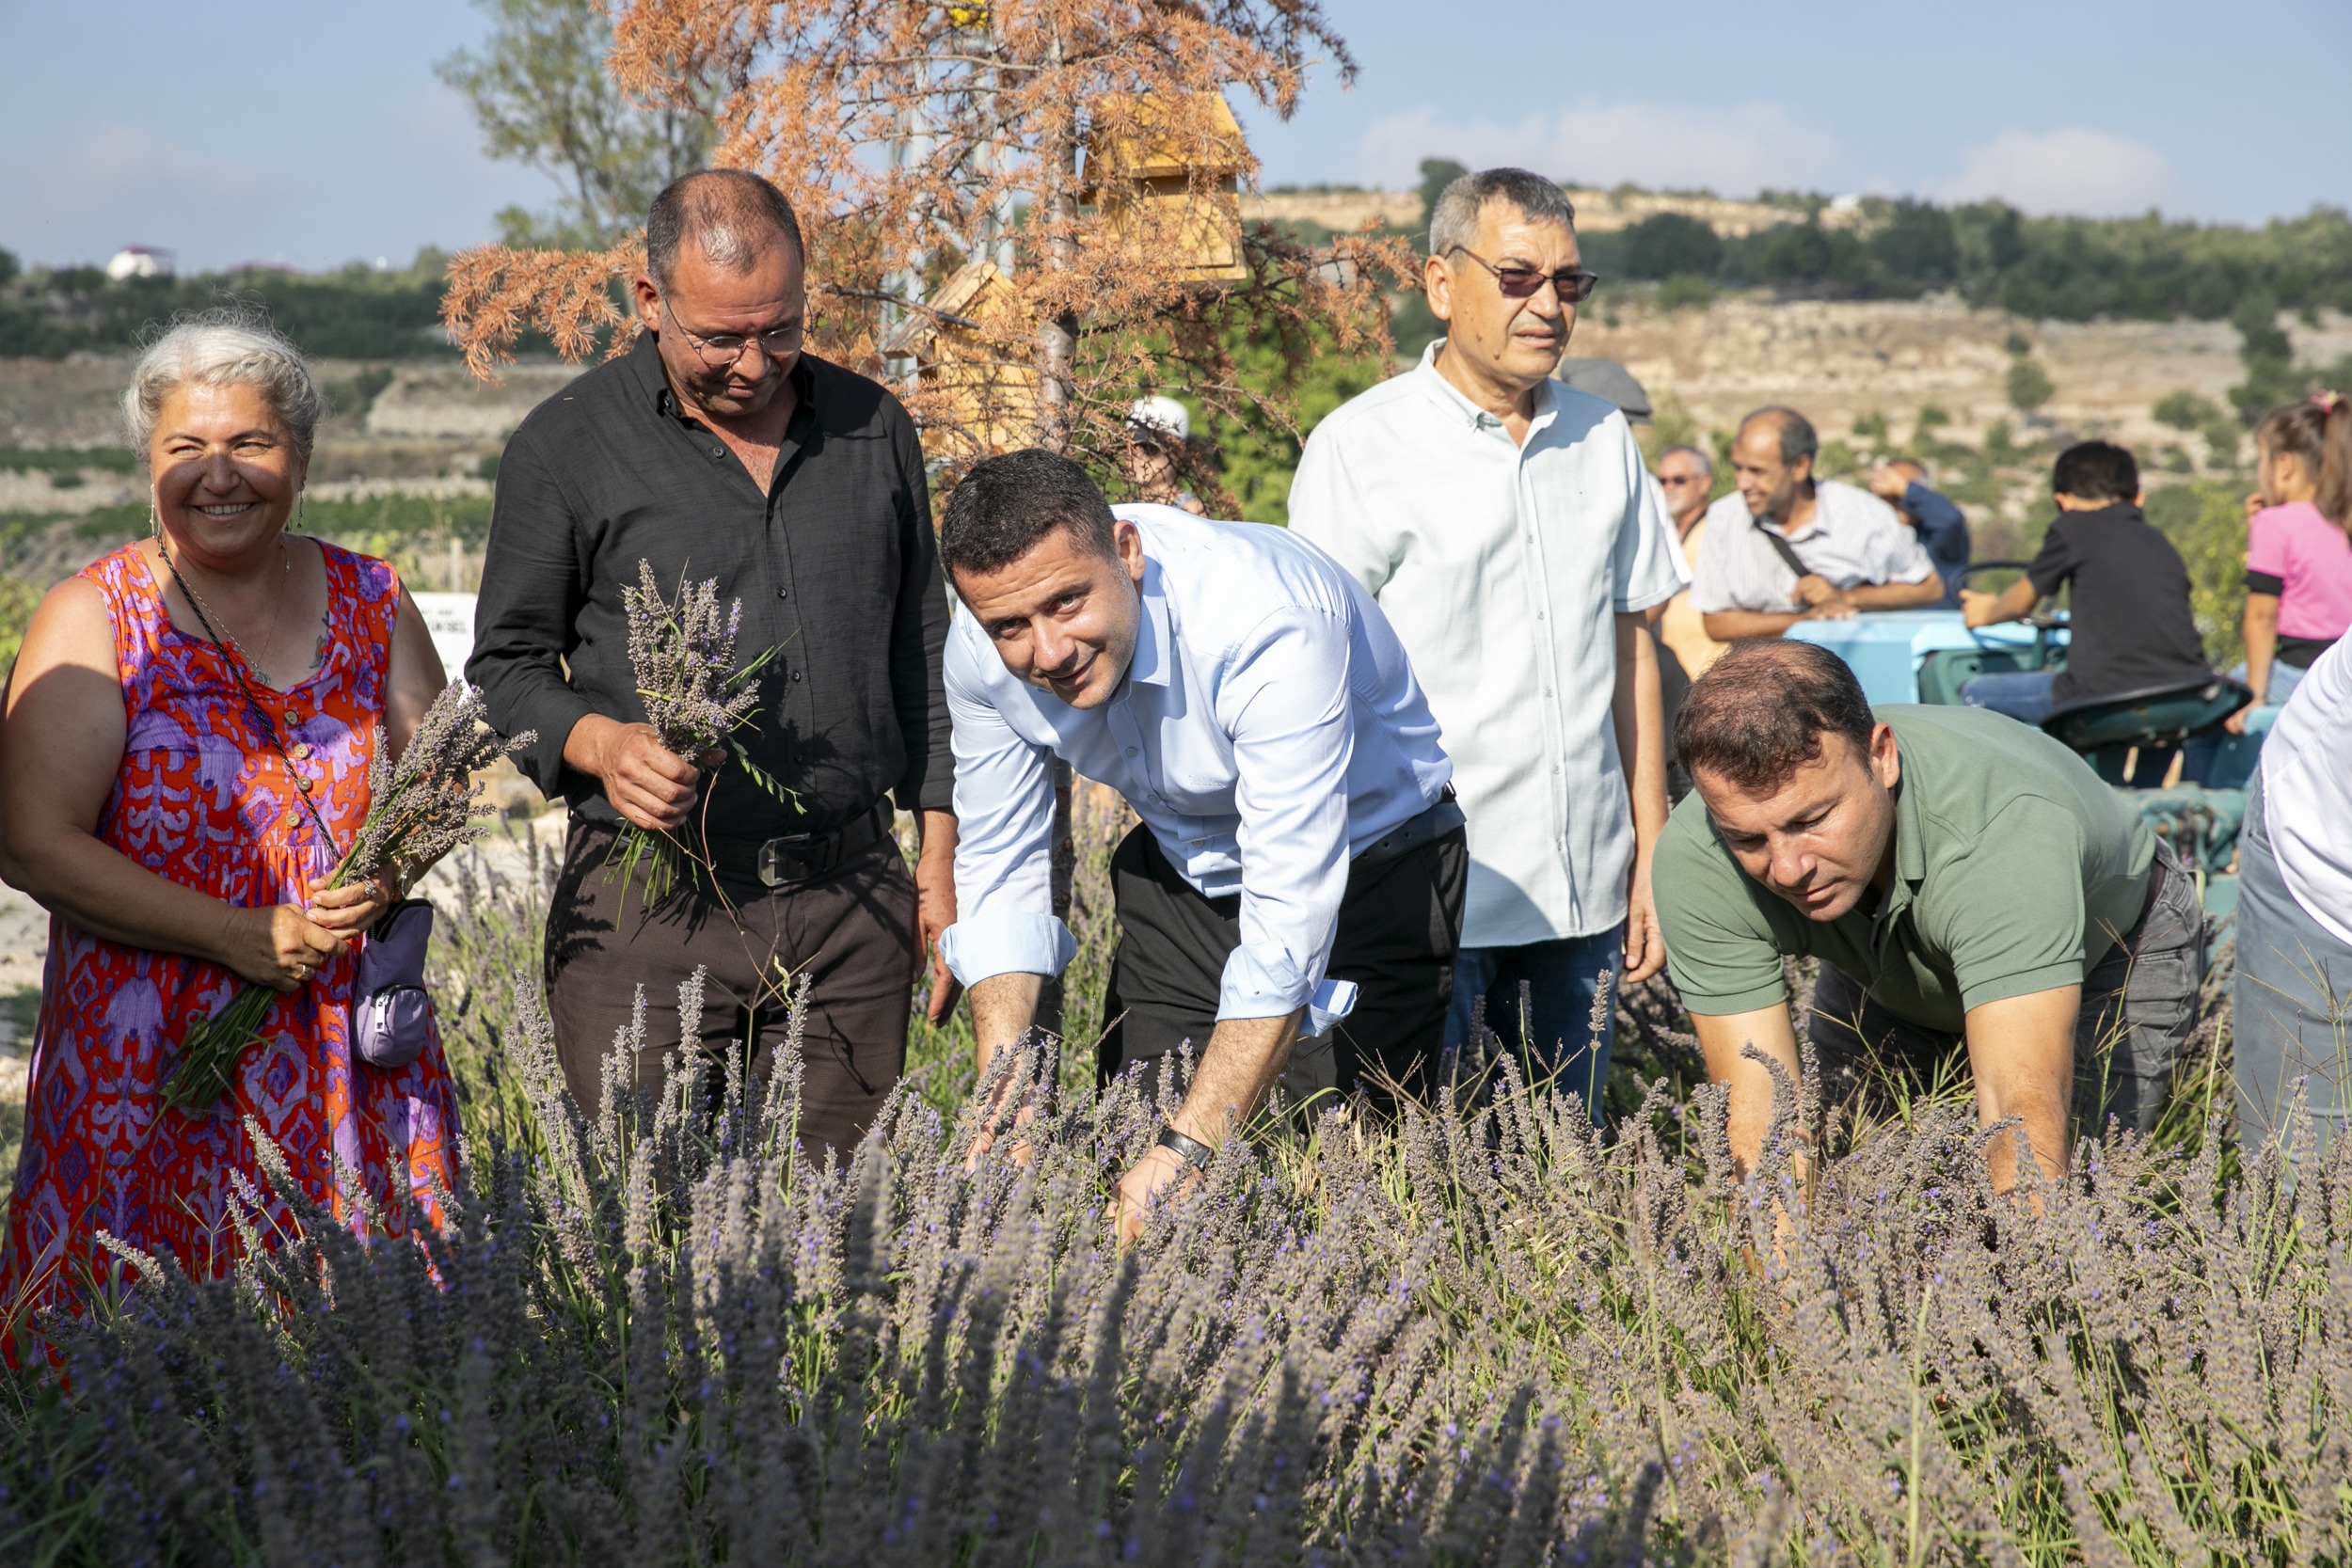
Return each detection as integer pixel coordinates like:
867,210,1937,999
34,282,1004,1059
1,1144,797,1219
149,490,162,541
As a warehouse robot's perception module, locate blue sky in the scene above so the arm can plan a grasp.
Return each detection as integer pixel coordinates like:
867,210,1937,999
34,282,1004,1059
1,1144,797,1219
5,0,2347,272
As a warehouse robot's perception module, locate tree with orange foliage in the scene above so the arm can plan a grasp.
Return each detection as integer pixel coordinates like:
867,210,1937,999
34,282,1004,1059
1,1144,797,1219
440,0,1411,508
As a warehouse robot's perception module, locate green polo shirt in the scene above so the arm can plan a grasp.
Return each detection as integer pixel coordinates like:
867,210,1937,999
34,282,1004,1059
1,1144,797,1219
1656,705,2153,1033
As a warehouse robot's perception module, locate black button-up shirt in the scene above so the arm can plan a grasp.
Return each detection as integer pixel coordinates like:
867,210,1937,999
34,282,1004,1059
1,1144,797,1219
469,334,952,841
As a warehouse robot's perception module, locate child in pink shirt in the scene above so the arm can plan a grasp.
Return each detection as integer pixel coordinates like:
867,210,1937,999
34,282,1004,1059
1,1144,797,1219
2239,392,2352,713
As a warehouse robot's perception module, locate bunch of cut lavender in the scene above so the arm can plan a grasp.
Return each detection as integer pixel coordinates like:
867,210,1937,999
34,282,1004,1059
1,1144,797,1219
162,681,533,1113
612,560,787,904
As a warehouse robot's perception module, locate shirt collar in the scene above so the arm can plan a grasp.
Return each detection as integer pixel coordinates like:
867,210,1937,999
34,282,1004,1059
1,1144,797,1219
1122,556,1174,689
1763,485,1831,543
1414,339,1558,440
629,329,819,426
1877,754,1925,924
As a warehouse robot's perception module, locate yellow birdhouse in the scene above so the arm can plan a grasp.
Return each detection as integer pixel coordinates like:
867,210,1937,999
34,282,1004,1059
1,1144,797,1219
1082,91,1252,286
882,260,1040,458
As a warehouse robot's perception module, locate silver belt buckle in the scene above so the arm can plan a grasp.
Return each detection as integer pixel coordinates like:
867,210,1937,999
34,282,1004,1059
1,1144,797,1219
757,833,819,889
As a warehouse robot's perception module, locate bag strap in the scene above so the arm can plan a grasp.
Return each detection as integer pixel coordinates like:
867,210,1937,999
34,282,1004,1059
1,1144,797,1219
1752,514,1812,584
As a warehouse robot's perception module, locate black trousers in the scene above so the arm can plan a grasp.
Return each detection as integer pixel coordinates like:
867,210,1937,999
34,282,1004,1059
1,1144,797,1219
1097,822,1468,1109
545,817,917,1163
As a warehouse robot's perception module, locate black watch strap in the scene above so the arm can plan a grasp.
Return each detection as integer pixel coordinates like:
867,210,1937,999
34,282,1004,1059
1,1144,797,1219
1154,1125,1216,1176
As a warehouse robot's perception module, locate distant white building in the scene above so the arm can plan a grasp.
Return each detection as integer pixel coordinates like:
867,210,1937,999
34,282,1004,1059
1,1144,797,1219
105,245,175,280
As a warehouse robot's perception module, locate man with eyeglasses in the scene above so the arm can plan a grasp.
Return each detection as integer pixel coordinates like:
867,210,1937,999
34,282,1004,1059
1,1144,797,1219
1291,167,1683,1114
469,168,958,1163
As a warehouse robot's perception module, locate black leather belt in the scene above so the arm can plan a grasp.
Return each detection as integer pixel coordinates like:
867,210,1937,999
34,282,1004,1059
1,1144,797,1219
1354,785,1465,869
728,799,894,888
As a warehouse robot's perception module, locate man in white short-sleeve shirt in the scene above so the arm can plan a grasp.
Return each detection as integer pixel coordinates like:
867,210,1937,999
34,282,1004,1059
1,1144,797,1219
1290,166,1682,1114
1691,407,1942,641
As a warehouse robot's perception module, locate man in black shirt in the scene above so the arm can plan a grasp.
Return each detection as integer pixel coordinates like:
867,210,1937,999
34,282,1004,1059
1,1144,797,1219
1959,441,2211,745
469,170,957,1158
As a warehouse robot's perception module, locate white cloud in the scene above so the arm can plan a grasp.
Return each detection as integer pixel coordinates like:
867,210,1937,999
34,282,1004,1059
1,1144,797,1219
1356,102,1844,196
1935,126,2176,216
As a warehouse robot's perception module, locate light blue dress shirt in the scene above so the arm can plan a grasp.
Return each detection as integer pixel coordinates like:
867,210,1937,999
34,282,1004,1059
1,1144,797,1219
940,505,1453,1032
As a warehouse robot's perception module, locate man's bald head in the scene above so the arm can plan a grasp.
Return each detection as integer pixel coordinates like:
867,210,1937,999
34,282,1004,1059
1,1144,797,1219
646,169,806,290
1739,406,1819,470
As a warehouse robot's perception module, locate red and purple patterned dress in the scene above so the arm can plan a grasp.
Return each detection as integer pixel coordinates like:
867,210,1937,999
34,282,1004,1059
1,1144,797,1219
0,541,461,1335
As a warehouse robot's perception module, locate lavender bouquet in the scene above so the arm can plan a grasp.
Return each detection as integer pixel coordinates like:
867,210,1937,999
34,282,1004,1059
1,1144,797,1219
611,560,789,905
162,681,532,1113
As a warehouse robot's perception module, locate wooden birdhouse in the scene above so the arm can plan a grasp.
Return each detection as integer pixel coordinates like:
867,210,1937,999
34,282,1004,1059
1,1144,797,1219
882,260,1040,458
1082,91,1251,285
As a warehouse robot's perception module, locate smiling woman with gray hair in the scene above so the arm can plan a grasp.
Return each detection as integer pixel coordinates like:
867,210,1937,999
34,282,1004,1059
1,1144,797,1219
0,309,461,1342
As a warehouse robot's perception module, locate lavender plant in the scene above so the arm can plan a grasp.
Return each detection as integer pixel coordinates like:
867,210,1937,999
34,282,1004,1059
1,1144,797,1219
612,560,787,907
12,832,2352,1565
161,681,532,1113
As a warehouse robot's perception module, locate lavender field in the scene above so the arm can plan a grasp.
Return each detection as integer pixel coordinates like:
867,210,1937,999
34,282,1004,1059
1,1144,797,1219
2,816,2344,1566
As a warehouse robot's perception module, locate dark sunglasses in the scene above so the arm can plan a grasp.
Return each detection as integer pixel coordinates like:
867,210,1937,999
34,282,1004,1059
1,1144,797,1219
1447,246,1599,303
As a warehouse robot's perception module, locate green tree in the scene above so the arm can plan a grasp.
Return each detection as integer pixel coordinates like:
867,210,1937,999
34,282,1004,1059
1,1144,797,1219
437,0,717,248
1619,213,1722,280
2006,351,2055,416
2229,292,2298,421
2153,388,2222,431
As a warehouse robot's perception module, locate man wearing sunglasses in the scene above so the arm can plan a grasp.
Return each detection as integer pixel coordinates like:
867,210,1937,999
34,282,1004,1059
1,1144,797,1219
1291,167,1683,1116
470,169,959,1164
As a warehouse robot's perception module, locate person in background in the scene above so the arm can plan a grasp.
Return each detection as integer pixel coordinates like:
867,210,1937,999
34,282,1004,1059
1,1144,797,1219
1655,641,2201,1191
1120,396,1206,515
1868,457,1971,607
938,451,1464,1238
2233,636,2352,1161
1691,408,1943,642
1960,442,2212,777
2230,392,2351,728
469,169,957,1161
1290,166,1680,1116
1653,443,1728,682
0,312,459,1335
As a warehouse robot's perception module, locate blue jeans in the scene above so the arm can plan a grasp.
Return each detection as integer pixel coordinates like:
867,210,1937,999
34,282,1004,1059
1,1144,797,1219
2233,771,2352,1163
1961,669,2058,725
1442,927,1623,1120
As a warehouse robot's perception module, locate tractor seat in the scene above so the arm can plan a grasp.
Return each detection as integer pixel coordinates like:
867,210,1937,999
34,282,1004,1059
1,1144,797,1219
2039,676,2253,753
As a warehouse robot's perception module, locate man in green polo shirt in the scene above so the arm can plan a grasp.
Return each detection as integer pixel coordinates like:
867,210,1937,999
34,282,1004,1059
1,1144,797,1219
1654,641,2202,1188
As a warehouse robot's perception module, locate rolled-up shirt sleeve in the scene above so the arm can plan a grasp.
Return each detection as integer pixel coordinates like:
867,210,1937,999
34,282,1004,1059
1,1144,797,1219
938,622,1073,986
1216,607,1358,1029
467,436,597,793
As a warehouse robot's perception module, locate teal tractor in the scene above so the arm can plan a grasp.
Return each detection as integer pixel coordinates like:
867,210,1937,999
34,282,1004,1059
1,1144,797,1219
1787,562,2259,925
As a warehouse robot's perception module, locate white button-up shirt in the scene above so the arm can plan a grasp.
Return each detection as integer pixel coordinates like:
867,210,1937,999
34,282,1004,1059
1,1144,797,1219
1289,344,1684,948
1689,481,1935,614
940,506,1452,1031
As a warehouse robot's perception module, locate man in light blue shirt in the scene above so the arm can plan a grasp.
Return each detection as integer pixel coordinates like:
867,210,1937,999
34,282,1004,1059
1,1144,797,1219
938,451,1464,1235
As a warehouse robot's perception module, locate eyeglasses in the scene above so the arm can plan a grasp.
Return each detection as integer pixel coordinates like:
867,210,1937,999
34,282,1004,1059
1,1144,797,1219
1658,473,1708,486
1446,246,1599,303
663,304,803,367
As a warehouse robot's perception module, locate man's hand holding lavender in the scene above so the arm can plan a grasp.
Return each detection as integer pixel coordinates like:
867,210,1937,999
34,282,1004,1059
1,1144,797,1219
564,714,723,832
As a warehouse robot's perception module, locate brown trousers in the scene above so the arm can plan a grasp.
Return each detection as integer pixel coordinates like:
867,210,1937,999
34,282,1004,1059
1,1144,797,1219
545,816,917,1163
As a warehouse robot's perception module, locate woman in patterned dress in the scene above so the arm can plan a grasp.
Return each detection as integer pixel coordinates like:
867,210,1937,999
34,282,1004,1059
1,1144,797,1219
0,311,462,1338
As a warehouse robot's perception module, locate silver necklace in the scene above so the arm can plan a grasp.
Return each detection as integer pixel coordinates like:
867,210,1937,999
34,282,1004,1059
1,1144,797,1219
163,538,291,685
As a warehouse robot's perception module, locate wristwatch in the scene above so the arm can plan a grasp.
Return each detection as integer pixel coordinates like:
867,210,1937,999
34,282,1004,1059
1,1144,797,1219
1154,1124,1216,1178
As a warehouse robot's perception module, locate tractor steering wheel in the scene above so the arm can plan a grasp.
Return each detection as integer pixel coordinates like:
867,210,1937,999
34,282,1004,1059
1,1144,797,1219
1956,560,2060,630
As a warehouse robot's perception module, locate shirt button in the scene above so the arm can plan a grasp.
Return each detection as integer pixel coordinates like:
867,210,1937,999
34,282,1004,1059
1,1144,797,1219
1535,610,1546,620
296,776,314,794
790,671,803,683
1124,747,1137,756
776,588,789,599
